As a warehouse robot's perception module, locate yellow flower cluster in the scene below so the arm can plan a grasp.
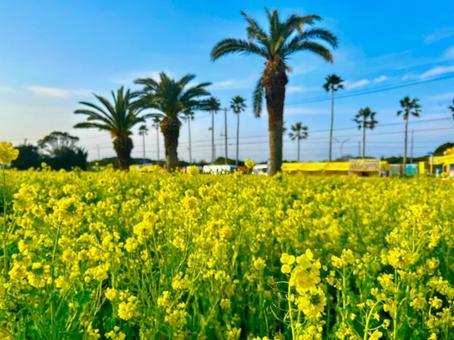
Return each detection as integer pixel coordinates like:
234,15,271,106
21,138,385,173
0,142,19,165
0,169,452,339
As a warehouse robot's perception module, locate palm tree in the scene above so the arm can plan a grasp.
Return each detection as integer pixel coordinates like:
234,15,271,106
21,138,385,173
138,125,148,164
323,74,344,162
211,9,337,175
397,97,421,176
134,73,211,170
288,122,309,162
151,115,162,162
74,87,143,170
206,97,221,163
354,107,378,158
230,96,247,166
183,110,195,164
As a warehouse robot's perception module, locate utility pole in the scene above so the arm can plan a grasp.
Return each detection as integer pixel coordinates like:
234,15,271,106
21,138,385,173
410,129,414,164
358,141,361,158
211,111,215,163
188,117,192,164
224,107,228,165
334,138,350,160
142,132,146,164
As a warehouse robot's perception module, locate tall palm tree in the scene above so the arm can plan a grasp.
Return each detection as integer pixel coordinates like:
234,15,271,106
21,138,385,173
134,73,211,170
74,87,143,170
151,115,162,162
211,9,337,175
354,107,378,158
206,97,221,163
183,110,195,164
288,122,309,162
138,124,148,164
397,97,421,176
323,74,344,162
230,96,247,166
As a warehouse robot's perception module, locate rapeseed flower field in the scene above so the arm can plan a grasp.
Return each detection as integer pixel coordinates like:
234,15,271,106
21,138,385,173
0,167,453,339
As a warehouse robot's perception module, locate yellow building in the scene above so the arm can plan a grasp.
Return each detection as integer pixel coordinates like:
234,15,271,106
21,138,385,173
282,159,390,176
431,147,454,177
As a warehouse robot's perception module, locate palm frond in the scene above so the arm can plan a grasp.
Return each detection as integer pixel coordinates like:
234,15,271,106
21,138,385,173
253,77,264,117
211,39,269,61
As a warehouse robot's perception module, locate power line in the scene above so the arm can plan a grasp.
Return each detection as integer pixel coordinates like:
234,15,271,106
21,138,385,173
288,74,454,105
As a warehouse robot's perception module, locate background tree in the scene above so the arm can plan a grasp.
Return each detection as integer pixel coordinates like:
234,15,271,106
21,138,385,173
354,107,378,158
288,122,309,162
11,144,42,170
323,74,344,162
206,97,221,163
138,124,148,164
151,115,163,162
37,131,88,170
37,131,79,156
183,110,195,164
135,73,211,170
230,96,247,166
397,97,421,176
211,8,337,174
74,87,143,170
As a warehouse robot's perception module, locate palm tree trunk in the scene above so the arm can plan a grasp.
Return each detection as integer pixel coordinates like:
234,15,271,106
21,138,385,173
297,138,301,162
188,118,192,164
329,90,334,162
362,124,366,158
264,60,288,175
403,118,408,176
236,113,240,167
211,110,215,163
156,126,160,161
113,136,133,170
161,116,181,171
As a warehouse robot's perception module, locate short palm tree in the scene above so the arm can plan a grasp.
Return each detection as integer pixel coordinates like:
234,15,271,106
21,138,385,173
230,96,247,166
134,73,211,170
288,122,309,162
74,87,143,170
397,97,421,176
211,9,337,174
206,97,221,163
354,107,378,158
323,74,344,162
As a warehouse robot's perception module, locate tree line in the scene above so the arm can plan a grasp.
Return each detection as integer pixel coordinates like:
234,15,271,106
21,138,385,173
73,8,454,175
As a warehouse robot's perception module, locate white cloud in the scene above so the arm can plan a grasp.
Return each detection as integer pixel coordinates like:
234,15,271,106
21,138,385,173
443,46,454,60
26,85,92,98
424,28,454,44
374,75,388,83
211,77,255,90
419,65,454,79
285,106,325,116
26,86,70,98
287,86,313,94
428,92,454,101
345,79,371,90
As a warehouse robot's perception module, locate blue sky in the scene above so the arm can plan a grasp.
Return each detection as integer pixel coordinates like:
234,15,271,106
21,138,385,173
1,0,454,162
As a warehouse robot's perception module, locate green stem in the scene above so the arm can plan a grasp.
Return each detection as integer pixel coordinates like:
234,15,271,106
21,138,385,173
287,282,295,339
